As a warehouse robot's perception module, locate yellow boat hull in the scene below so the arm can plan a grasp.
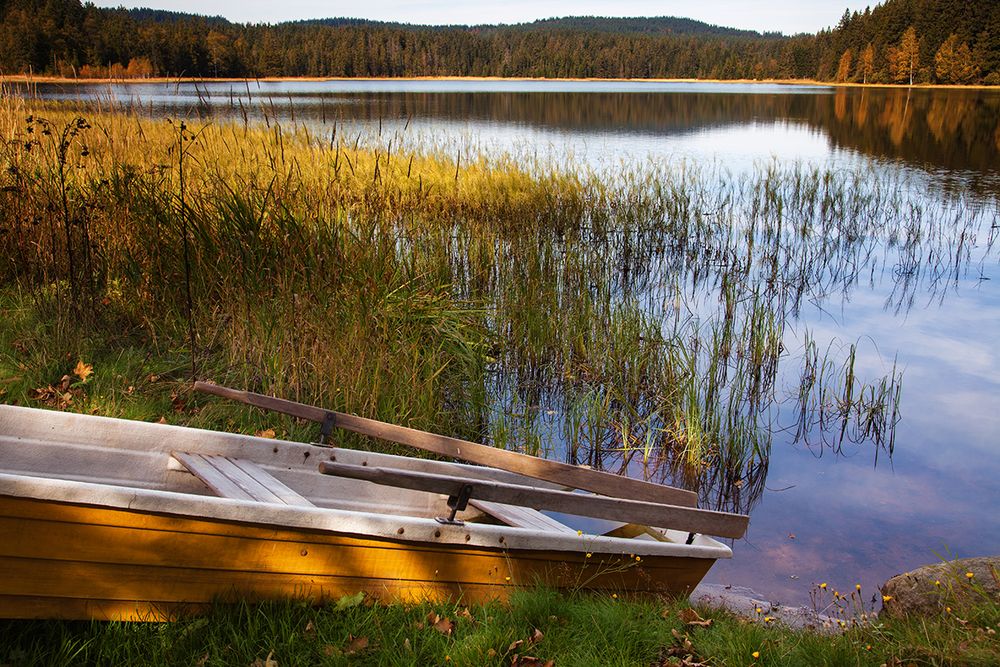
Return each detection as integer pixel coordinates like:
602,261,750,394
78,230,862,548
0,495,713,621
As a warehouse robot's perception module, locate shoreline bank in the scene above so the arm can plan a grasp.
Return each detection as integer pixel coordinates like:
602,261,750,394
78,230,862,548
2,74,997,90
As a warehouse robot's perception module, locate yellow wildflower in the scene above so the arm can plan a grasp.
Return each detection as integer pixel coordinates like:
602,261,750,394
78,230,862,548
752,651,760,659
819,582,827,589
882,595,892,602
934,579,941,586
966,571,974,579
856,583,862,591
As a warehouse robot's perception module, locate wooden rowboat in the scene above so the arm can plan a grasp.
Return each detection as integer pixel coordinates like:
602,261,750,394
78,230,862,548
0,386,748,621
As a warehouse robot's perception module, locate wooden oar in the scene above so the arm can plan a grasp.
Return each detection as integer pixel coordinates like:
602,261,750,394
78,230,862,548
194,382,699,507
319,462,748,539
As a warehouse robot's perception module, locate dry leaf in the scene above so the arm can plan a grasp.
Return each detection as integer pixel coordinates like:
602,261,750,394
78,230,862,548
530,628,545,643
678,608,713,627
457,607,474,622
344,635,369,655
487,648,497,657
403,638,412,652
255,428,276,439
157,416,168,424
73,360,93,382
508,639,524,652
432,617,455,636
321,645,340,657
302,620,316,640
249,650,278,667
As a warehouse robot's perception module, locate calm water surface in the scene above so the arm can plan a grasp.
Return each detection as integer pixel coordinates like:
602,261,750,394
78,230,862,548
17,80,1000,605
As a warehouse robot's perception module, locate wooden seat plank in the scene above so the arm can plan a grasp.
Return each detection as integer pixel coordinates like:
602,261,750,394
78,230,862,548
173,452,313,507
469,499,577,534
228,458,314,507
174,452,257,502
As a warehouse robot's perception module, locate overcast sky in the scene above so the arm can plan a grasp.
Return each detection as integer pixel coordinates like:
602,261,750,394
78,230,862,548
91,1,877,35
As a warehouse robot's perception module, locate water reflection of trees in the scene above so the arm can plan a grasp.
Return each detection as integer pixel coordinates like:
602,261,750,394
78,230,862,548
27,84,1000,190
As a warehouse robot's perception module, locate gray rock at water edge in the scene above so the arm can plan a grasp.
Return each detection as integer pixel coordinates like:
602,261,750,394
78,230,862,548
690,583,838,632
880,556,1000,619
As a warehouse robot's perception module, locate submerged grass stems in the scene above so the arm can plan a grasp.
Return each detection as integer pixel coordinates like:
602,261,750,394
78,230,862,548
2,96,991,513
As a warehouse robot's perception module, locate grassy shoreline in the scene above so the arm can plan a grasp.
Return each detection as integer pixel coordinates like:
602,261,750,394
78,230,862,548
2,74,998,90
0,585,996,665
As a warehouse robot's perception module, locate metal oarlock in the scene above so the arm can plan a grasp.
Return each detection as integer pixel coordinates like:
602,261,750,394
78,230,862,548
436,483,475,526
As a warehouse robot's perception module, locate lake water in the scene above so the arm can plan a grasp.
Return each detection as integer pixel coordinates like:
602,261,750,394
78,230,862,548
15,79,1000,606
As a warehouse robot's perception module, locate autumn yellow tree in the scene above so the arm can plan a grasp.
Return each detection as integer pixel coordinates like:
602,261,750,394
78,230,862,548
856,43,875,84
836,48,853,82
891,26,920,85
934,34,979,84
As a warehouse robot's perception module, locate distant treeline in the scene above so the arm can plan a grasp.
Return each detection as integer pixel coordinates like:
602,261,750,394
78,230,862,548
0,0,997,84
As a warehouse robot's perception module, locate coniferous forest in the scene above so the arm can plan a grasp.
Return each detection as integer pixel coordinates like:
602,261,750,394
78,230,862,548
0,0,998,84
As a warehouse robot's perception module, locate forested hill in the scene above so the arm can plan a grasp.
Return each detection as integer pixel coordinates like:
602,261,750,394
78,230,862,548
514,16,764,37
0,0,997,84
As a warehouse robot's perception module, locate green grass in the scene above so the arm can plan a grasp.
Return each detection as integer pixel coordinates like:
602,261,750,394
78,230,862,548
0,588,996,666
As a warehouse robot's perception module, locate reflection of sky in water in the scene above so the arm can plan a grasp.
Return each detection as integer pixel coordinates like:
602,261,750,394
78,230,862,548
15,80,1000,604
709,269,1000,601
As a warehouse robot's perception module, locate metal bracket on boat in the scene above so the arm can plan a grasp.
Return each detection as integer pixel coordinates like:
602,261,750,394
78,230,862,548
317,411,336,445
685,532,697,545
435,483,474,526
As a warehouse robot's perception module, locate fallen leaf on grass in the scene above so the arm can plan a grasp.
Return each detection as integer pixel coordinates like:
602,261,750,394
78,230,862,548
255,428,276,439
530,628,545,643
678,608,713,627
302,620,316,640
430,614,455,636
457,607,475,622
343,635,369,655
73,360,93,382
249,650,278,667
669,628,695,655
29,384,77,409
